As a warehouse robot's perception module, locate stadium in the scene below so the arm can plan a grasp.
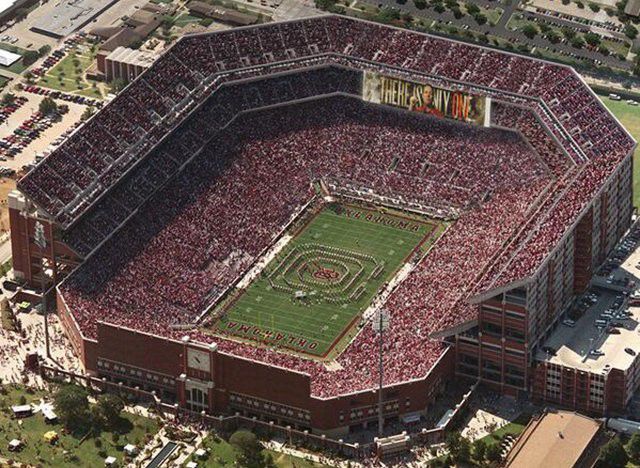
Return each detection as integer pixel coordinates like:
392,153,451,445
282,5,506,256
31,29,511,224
7,15,636,437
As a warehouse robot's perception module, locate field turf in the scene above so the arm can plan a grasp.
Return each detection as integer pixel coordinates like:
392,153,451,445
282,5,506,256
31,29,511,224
211,203,439,358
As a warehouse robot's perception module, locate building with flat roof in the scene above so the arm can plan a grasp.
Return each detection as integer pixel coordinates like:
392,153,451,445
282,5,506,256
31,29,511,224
30,0,119,38
187,0,256,26
532,225,640,416
0,48,21,66
626,0,640,16
505,410,604,468
101,46,157,82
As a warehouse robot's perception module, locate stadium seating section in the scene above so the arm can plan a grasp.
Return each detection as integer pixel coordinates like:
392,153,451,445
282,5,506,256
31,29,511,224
19,16,634,398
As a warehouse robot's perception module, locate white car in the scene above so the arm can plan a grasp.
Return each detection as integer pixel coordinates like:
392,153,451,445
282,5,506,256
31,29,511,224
562,319,576,327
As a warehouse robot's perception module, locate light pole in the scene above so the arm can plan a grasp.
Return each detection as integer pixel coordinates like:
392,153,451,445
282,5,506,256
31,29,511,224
372,309,389,437
34,220,50,359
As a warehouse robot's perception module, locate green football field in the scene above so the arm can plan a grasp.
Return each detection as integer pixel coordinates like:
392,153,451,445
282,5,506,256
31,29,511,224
211,203,441,358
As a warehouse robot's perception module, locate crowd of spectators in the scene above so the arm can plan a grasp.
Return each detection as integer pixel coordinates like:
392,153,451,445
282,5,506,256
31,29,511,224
23,16,637,397
19,15,633,229
62,67,362,255
60,96,550,397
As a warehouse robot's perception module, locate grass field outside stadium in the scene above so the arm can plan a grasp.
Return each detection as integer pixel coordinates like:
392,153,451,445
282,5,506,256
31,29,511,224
601,95,640,208
210,202,443,358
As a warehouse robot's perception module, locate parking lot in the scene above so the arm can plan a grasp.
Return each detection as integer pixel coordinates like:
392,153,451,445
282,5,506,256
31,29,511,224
0,92,85,173
537,221,640,373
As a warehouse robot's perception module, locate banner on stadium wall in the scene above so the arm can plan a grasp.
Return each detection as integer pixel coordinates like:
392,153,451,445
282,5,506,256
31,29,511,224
362,71,487,126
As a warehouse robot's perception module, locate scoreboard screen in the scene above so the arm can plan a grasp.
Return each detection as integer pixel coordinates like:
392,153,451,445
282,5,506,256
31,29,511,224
362,71,488,126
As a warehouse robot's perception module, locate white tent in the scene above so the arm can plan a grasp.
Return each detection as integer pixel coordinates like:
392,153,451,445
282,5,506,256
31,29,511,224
0,48,20,67
8,439,23,451
123,444,138,455
104,456,117,466
11,404,32,417
42,406,57,423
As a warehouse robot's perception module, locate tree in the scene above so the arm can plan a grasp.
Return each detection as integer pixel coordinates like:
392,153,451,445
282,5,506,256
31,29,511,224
54,385,89,429
584,32,601,46
229,430,269,468
486,443,501,463
473,438,487,463
1,93,16,106
81,106,96,121
625,23,638,39
445,432,462,459
627,433,640,462
14,7,29,21
547,30,561,43
456,436,471,463
465,2,480,14
571,36,585,48
37,45,51,57
414,0,428,8
598,437,628,467
522,24,539,39
376,7,401,24
39,97,58,116
562,27,576,40
474,13,487,25
589,2,600,11
95,394,124,429
161,15,175,31
22,50,40,67
109,78,128,93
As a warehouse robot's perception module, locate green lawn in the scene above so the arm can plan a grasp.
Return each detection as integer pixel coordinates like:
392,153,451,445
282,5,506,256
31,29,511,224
211,202,440,357
183,434,331,467
600,96,640,208
38,46,103,97
0,384,160,466
476,413,531,448
174,13,202,28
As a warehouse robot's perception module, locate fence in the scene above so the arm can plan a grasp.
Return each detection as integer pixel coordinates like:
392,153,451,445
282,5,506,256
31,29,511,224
40,365,479,459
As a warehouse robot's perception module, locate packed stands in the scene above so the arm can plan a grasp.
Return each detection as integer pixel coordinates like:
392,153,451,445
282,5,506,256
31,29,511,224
19,15,635,399
60,96,551,397
19,16,632,230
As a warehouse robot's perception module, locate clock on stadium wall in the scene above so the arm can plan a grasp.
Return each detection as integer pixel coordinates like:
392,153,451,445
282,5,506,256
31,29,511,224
187,348,210,371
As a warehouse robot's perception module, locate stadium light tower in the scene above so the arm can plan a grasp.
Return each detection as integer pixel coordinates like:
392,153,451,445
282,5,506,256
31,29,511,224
34,221,50,359
372,308,389,437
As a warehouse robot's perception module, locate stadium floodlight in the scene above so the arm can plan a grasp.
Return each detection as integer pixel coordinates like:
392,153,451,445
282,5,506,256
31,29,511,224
372,308,390,437
34,221,50,359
